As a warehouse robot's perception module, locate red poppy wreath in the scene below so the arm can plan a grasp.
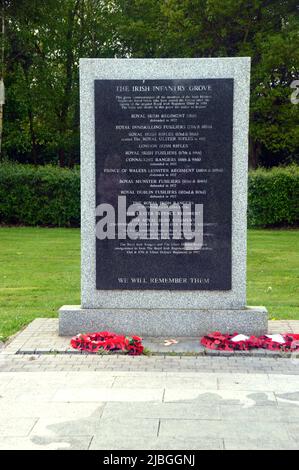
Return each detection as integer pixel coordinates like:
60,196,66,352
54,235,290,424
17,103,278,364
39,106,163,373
71,331,144,355
201,332,299,352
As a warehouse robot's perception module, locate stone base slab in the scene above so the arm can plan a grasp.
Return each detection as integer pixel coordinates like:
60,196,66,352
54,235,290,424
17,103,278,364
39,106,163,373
59,306,268,337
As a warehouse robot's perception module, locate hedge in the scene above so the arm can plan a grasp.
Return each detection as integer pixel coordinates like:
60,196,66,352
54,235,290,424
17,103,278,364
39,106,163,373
0,163,80,227
0,162,298,228
248,165,299,228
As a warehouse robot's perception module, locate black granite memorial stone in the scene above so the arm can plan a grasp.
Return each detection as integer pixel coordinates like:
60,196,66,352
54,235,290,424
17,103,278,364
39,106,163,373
95,79,233,290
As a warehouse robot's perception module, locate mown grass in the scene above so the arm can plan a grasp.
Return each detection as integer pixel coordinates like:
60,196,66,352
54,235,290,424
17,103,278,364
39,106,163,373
0,227,298,341
247,229,299,320
0,227,80,341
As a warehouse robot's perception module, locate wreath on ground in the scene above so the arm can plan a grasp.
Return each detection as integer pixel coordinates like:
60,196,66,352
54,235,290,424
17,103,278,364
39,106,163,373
70,330,299,356
201,332,299,352
71,331,144,355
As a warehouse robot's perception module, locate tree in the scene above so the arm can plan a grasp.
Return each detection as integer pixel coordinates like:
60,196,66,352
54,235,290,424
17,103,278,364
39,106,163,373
2,0,119,165
1,0,298,167
114,0,299,167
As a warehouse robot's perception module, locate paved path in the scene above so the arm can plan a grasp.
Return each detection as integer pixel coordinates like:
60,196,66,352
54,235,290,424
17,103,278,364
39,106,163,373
1,352,299,374
0,353,299,450
0,367,298,450
0,319,299,450
3,318,299,355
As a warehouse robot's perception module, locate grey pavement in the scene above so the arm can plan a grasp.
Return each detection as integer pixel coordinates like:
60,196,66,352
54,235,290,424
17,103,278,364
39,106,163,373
0,319,299,450
0,355,299,449
4,318,299,356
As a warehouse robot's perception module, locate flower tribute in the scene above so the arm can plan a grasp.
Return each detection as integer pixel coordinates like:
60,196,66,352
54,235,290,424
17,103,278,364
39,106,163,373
71,331,144,355
201,332,299,352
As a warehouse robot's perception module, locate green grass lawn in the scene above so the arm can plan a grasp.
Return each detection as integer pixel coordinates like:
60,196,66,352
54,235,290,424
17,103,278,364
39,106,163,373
0,227,298,341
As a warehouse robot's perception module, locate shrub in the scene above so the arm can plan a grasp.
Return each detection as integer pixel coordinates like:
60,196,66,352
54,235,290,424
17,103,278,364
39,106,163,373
0,162,298,228
248,165,299,227
0,162,80,227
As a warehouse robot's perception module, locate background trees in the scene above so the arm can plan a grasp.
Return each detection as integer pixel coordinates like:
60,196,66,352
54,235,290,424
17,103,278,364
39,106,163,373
2,0,118,166
1,0,298,167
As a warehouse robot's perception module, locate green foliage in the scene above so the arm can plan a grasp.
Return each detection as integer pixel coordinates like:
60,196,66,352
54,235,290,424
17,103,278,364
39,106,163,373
248,165,299,227
2,0,118,166
0,163,298,228
0,162,80,226
1,0,298,167
106,0,299,167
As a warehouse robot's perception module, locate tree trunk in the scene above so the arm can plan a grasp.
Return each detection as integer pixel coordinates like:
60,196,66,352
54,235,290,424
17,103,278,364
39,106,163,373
0,104,3,158
249,136,260,169
22,65,38,164
58,0,80,167
28,106,38,164
58,148,65,167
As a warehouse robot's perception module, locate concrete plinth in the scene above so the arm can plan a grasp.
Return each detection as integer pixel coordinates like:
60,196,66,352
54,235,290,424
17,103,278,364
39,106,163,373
59,306,268,337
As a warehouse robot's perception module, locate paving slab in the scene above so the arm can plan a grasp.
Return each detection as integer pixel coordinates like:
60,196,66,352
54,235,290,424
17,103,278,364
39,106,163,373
90,435,224,450
102,402,221,421
163,388,277,406
2,318,299,357
0,436,93,451
30,417,102,438
0,402,104,420
286,423,299,443
0,418,38,437
220,404,299,423
0,368,298,450
52,387,164,403
159,418,291,442
224,438,298,450
218,374,273,391
113,375,218,389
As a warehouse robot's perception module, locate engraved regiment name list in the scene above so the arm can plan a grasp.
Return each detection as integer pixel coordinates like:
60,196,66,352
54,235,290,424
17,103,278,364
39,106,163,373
95,79,233,290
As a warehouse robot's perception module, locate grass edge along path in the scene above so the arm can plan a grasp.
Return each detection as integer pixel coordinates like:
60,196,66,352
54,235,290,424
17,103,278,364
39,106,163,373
0,227,298,341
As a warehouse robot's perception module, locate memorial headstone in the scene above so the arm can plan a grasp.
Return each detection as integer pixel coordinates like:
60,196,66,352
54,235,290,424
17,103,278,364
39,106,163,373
59,58,268,336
